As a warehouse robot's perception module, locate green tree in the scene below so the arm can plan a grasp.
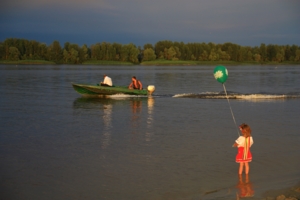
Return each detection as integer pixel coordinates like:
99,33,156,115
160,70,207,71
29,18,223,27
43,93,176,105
217,48,230,61
253,54,261,62
295,49,300,61
143,48,156,61
230,44,239,61
173,46,181,60
276,53,284,62
2,39,14,60
190,54,196,61
112,43,122,61
47,41,62,63
127,43,139,63
267,44,277,61
63,48,79,63
79,44,89,62
199,50,208,61
275,48,285,62
246,50,253,61
154,40,173,57
8,47,20,60
208,49,218,61
284,45,293,61
106,43,116,61
99,42,107,60
144,43,154,50
64,42,70,51
166,47,177,60
290,45,299,60
120,43,139,63
259,43,267,62
37,43,48,60
90,43,101,60
237,47,248,62
0,43,4,59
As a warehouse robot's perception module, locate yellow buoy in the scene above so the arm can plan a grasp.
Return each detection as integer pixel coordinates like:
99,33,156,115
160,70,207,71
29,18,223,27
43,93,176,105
147,85,155,95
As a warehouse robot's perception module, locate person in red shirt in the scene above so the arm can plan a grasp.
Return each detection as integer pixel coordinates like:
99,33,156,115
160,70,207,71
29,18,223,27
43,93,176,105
128,76,142,90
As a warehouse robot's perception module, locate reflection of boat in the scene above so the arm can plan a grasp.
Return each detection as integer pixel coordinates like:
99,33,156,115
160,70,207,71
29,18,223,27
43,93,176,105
72,83,155,96
72,97,148,110
102,104,112,149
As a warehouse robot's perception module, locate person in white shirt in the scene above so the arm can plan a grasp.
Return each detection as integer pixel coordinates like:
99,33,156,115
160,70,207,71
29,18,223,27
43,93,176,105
100,75,113,86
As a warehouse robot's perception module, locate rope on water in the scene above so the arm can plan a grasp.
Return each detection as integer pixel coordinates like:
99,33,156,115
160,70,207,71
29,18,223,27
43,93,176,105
222,84,240,136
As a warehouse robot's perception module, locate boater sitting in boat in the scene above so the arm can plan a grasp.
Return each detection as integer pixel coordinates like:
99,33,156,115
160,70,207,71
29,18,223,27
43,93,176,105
128,76,142,90
100,74,113,87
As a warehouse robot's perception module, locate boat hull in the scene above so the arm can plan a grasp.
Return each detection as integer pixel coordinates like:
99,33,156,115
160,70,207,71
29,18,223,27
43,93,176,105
72,83,149,96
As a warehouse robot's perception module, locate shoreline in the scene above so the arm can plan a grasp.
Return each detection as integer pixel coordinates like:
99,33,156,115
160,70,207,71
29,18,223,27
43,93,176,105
261,182,300,200
0,60,299,66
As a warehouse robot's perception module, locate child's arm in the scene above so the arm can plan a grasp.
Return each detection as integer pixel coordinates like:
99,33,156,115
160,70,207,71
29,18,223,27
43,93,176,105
232,142,238,147
233,136,242,147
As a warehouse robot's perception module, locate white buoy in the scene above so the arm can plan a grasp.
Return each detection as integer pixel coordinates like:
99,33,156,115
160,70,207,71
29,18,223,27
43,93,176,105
147,85,155,95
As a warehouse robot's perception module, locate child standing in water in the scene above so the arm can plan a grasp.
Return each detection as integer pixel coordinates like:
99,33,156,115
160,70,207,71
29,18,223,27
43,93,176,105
233,123,254,174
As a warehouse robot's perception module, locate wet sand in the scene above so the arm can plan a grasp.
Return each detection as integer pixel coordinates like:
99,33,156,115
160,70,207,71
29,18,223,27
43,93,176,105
261,182,300,200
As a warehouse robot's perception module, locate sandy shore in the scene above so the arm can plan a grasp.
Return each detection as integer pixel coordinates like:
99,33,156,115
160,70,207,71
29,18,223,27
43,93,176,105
261,182,300,200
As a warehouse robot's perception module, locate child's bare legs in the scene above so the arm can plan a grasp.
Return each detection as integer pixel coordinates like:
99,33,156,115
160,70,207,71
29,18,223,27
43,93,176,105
239,162,250,174
245,162,249,174
239,163,244,174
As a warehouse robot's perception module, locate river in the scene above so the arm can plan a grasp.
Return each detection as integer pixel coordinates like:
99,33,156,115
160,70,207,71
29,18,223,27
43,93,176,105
0,65,299,200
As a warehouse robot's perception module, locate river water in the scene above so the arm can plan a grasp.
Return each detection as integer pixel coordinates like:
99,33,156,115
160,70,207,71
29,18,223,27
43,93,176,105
0,65,299,200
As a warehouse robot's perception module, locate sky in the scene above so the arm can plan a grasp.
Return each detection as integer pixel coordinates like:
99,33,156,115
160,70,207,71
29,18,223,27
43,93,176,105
1,0,300,47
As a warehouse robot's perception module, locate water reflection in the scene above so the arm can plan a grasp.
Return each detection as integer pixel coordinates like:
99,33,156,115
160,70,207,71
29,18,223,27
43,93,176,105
146,97,155,142
101,104,112,149
236,174,254,199
72,98,115,149
72,97,115,110
130,99,142,114
73,97,155,144
130,99,142,135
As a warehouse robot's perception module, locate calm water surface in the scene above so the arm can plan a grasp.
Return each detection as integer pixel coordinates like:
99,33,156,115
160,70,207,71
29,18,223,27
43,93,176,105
0,65,300,200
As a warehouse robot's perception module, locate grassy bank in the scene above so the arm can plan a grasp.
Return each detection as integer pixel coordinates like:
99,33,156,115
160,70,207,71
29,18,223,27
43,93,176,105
141,60,199,65
82,60,134,65
0,60,56,64
140,60,256,66
141,60,300,66
1,59,299,66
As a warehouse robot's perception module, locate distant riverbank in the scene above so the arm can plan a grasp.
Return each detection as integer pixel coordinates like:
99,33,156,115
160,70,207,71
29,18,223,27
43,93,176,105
0,59,299,65
140,60,299,66
0,60,56,65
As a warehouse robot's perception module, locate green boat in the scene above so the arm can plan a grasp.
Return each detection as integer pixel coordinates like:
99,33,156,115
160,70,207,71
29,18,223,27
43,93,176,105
72,83,155,96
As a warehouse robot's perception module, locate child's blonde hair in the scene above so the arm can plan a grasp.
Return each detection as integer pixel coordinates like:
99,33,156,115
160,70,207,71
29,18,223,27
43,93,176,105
240,123,251,137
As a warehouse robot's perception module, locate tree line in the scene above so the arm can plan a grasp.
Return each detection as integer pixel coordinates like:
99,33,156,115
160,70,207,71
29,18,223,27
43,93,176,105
1,38,300,64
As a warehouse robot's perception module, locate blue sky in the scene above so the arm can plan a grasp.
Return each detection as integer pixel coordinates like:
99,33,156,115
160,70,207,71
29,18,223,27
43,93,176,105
1,0,299,47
